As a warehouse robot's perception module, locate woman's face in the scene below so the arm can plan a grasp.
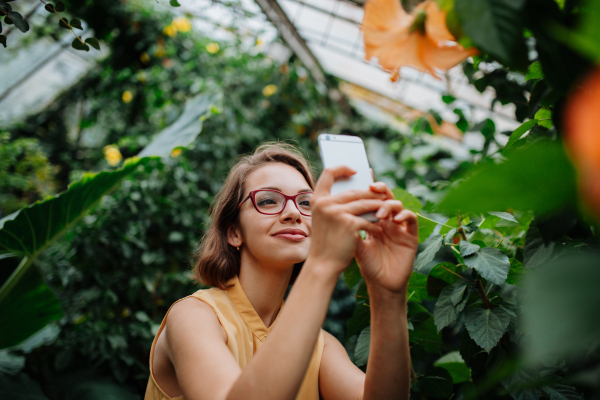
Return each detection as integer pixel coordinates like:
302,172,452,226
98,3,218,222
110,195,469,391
231,162,312,272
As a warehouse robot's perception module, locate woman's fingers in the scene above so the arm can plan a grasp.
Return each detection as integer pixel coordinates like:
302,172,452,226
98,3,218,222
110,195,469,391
332,188,387,204
369,181,394,199
374,199,404,219
314,166,357,198
393,209,419,237
339,199,385,216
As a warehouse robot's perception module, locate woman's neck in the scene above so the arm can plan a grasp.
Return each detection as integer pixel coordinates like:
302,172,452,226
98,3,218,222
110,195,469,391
237,257,294,328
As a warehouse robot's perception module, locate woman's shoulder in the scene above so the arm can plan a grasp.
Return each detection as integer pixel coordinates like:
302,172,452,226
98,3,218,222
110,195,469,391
166,293,227,342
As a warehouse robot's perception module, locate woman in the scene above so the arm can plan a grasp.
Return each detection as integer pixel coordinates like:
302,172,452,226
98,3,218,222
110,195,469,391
145,142,419,400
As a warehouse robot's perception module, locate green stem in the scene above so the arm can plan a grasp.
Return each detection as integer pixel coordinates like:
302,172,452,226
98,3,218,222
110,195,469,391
415,212,453,229
0,255,32,304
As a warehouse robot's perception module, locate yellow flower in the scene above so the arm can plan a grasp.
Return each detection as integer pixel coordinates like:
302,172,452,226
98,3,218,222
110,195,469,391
103,145,123,166
163,25,177,37
154,43,166,58
206,43,219,54
122,90,133,103
262,84,278,97
362,0,478,79
172,16,191,32
171,148,182,158
140,52,150,64
256,37,263,46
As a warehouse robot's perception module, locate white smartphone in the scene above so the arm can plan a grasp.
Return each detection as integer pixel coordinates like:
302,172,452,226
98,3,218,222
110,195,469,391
318,133,379,223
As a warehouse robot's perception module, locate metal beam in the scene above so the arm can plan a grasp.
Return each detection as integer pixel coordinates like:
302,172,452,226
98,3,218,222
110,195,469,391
254,0,326,83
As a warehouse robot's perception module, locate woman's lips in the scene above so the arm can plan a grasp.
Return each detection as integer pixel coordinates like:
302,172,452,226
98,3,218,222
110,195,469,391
273,234,306,241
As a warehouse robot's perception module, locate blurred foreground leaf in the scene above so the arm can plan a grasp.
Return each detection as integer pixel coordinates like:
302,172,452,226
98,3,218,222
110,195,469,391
522,252,600,364
437,141,577,215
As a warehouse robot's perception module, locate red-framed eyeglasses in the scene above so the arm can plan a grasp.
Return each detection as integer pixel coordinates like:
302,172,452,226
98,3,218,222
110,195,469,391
238,189,313,216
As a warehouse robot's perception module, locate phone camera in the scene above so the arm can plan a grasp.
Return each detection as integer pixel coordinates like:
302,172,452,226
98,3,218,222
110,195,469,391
326,135,330,140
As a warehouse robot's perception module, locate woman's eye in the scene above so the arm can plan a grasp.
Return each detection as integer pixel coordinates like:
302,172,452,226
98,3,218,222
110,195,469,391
258,199,277,205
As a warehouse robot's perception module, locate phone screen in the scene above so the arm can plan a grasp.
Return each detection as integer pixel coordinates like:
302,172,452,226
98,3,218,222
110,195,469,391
318,134,373,196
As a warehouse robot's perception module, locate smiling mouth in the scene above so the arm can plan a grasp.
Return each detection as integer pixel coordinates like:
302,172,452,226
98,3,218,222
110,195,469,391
273,233,307,241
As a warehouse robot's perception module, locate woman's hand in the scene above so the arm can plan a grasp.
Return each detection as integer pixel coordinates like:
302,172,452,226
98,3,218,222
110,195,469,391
307,166,387,277
354,182,419,294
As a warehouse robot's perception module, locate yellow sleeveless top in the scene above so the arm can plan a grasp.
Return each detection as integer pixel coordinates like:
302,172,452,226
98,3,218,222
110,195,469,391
144,275,325,400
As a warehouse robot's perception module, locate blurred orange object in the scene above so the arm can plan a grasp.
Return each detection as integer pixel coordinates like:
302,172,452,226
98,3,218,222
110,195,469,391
564,68,600,220
362,0,477,79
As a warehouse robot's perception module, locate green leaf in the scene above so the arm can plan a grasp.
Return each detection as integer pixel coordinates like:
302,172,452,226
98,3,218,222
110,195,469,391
55,1,65,12
58,18,70,29
522,253,600,364
451,280,469,306
501,370,543,400
8,12,28,33
430,262,460,285
434,286,458,332
463,247,510,285
4,15,13,25
354,326,370,366
343,259,361,290
534,108,553,129
70,18,83,30
414,234,443,272
138,93,217,158
560,0,600,62
418,367,454,398
454,0,527,68
434,351,472,384
543,383,584,400
170,0,181,6
459,240,480,257
459,330,483,368
0,373,50,399
407,272,430,302
525,61,543,81
442,94,456,104
392,187,422,212
418,215,437,243
437,141,577,216
85,37,100,50
488,211,518,223
464,307,510,352
506,258,524,285
0,1,12,13
44,3,55,12
0,265,62,349
523,223,555,268
409,315,444,354
0,35,5,48
71,37,89,51
345,303,370,342
505,119,538,148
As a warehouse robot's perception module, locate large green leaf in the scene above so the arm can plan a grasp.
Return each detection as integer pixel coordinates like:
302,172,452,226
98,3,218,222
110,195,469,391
434,351,471,384
0,266,62,349
407,272,430,303
345,302,370,342
417,367,454,399
437,141,577,216
138,93,217,158
392,187,422,212
0,372,50,399
343,258,362,290
464,307,510,352
454,0,527,68
414,234,443,272
354,326,370,367
521,252,600,364
459,240,480,257
543,383,584,400
434,286,458,332
463,247,510,285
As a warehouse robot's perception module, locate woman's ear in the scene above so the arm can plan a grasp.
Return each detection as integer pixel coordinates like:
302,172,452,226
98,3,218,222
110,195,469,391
227,225,243,247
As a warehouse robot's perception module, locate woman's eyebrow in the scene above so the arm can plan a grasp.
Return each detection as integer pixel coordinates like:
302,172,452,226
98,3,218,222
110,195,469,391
259,186,313,193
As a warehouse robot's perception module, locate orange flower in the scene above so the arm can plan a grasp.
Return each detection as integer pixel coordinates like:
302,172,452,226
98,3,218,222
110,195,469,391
362,0,477,78
564,68,600,220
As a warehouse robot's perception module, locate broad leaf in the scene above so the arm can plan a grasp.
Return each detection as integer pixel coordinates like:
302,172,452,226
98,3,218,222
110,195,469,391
451,280,469,306
345,303,370,342
543,383,584,400
506,119,538,148
70,18,83,30
525,61,543,81
354,326,370,366
506,258,524,285
418,367,454,399
414,234,443,272
437,141,577,216
0,266,62,349
71,37,89,51
407,272,430,303
9,11,28,32
343,258,361,290
409,315,444,354
459,240,480,257
522,253,600,364
464,307,510,352
429,262,460,285
55,1,65,12
85,37,100,50
434,286,458,332
434,351,471,384
523,224,555,268
454,0,527,68
138,93,216,158
392,187,422,212
488,211,518,223
463,247,510,285
418,215,437,243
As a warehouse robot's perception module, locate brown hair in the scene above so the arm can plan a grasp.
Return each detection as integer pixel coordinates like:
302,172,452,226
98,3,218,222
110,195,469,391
194,141,317,289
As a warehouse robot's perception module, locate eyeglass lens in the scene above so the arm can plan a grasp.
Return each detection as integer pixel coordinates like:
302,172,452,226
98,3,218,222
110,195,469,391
255,191,312,215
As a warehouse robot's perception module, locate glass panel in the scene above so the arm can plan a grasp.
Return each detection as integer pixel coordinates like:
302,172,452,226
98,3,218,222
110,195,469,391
255,190,285,213
296,193,312,214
